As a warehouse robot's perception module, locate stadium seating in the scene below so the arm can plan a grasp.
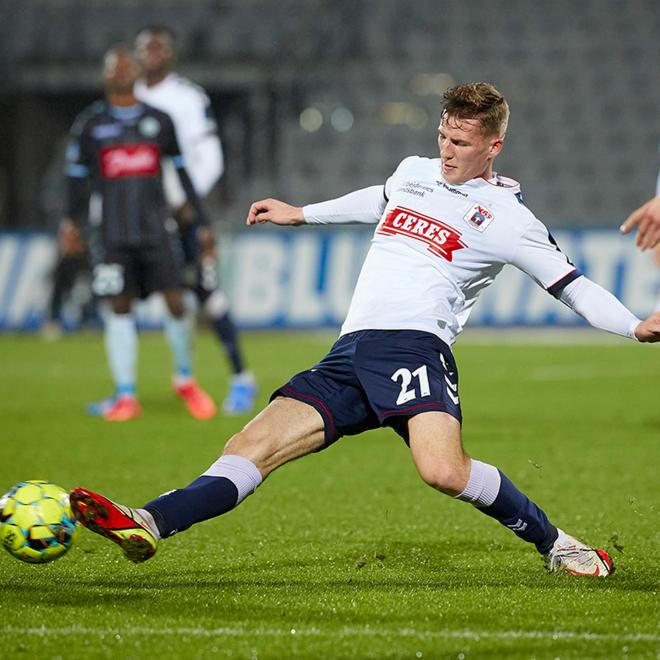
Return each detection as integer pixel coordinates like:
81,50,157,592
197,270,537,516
2,0,659,227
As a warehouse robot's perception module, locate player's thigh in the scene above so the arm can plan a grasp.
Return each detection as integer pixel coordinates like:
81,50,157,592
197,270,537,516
140,237,184,297
224,397,326,477
408,411,470,495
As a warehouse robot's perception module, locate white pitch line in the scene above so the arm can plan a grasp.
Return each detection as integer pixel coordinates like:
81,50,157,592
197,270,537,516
2,625,659,643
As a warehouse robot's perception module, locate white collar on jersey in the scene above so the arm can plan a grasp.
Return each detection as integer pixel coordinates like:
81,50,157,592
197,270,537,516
462,172,521,192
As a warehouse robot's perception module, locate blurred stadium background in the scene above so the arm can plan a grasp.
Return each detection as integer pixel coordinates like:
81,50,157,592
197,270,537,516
1,0,659,331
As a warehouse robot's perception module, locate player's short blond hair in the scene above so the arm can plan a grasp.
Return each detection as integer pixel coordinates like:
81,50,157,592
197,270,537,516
442,83,509,138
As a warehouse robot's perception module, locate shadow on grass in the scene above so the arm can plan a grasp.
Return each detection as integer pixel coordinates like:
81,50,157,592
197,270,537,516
1,539,655,608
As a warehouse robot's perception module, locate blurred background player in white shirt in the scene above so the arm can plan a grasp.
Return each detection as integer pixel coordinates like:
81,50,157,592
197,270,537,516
134,25,256,415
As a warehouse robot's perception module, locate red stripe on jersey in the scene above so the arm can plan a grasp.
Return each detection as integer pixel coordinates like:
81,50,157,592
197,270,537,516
377,206,467,262
100,144,160,179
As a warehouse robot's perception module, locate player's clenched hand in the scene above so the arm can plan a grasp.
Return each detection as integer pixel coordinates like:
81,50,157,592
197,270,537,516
246,199,305,226
634,312,660,342
620,196,660,251
172,202,196,229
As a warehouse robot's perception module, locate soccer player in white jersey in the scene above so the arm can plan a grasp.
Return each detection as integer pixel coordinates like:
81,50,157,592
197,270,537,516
70,83,660,576
133,25,257,415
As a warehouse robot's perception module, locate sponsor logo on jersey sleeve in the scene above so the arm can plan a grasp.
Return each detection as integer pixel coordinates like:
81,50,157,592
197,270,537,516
463,204,494,232
91,123,123,140
377,206,467,262
100,144,160,179
398,180,434,197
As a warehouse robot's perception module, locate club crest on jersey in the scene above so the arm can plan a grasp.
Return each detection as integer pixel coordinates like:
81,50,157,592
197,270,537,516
138,116,161,138
463,204,494,232
377,206,467,262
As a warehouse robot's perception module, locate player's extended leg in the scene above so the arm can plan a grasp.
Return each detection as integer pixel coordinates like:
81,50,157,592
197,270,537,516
87,293,141,421
408,411,614,576
162,288,217,420
70,396,325,562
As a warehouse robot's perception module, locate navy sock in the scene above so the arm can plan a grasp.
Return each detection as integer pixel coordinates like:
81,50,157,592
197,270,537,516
211,313,244,374
480,470,558,554
144,476,239,537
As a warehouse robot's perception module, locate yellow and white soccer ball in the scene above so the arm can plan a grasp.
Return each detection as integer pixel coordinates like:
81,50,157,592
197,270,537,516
0,480,78,564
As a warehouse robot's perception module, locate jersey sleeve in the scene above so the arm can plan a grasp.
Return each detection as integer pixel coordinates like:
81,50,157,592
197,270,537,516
383,155,419,201
304,156,415,223
510,215,581,297
160,112,184,161
178,90,223,195
64,113,94,222
559,276,640,340
160,113,210,225
303,186,387,224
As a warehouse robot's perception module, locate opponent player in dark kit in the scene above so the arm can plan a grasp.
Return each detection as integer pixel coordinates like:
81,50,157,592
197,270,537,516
65,45,216,421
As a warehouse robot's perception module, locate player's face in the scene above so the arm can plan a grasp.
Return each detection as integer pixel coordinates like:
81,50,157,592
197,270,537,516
135,32,174,76
437,115,503,184
103,52,140,94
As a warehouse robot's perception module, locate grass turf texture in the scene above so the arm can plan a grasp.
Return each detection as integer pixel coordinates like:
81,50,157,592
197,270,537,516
0,331,658,659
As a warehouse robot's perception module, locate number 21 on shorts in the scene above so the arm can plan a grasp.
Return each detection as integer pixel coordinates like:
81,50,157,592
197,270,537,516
391,365,430,405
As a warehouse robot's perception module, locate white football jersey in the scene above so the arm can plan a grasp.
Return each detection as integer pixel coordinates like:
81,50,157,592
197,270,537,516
135,73,223,204
305,156,579,345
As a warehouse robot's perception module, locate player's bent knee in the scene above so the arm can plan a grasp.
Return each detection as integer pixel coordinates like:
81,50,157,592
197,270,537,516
417,463,468,496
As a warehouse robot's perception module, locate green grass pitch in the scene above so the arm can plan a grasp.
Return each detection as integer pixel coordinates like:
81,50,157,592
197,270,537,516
0,330,658,659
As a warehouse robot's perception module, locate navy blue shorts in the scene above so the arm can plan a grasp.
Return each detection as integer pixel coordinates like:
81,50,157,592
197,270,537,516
271,330,461,447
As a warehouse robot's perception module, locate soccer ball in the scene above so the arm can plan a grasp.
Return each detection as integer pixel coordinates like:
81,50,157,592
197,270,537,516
0,480,78,564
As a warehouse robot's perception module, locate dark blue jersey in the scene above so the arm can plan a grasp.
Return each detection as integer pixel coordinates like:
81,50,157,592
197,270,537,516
65,101,204,248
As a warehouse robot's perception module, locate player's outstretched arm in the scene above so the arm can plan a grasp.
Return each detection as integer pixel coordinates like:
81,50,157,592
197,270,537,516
558,276,641,340
620,196,660,251
246,199,305,226
634,311,660,343
248,186,387,227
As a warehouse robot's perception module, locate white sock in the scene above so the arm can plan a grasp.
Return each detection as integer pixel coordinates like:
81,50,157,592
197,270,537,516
104,313,137,395
164,314,193,379
135,508,162,540
455,459,501,508
203,455,263,504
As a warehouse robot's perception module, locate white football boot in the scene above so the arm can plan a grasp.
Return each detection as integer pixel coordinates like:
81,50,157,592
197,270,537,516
546,529,614,577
